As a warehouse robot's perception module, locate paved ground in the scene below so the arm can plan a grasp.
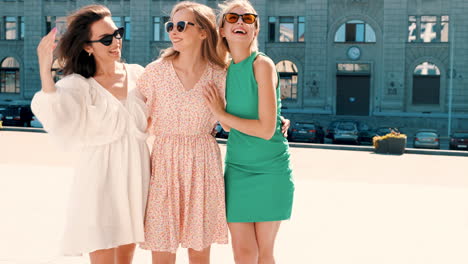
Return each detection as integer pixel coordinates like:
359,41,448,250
1,131,467,264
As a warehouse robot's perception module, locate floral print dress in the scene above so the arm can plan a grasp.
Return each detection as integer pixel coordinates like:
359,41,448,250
137,59,228,253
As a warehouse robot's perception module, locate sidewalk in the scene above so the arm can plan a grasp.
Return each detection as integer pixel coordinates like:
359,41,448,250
1,131,467,264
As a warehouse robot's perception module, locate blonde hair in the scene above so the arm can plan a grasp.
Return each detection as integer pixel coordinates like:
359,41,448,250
217,0,260,61
160,1,226,69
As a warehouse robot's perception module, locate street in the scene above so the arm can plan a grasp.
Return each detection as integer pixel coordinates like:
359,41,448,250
1,131,467,264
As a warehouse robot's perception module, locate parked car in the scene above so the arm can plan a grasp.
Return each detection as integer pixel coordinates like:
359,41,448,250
357,125,377,144
0,107,5,121
289,121,325,143
333,121,359,144
0,105,33,127
326,119,359,140
1,106,23,126
449,131,468,150
413,129,440,149
374,127,400,136
30,116,43,128
325,120,339,139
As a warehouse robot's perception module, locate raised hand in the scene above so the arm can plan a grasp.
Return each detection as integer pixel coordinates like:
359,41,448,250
37,28,57,75
37,28,58,93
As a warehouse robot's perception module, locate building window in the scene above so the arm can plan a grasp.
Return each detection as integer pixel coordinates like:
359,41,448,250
0,57,20,94
112,16,122,28
420,16,437,43
337,63,370,74
163,16,170,41
111,16,130,40
408,16,417,42
45,16,53,33
298,16,305,42
269,16,305,42
45,16,67,35
408,15,449,43
5,17,17,40
441,16,449,42
124,17,131,40
279,17,294,42
276,60,298,100
268,17,276,42
413,62,440,105
153,17,161,41
20,16,24,40
334,20,376,43
153,16,170,42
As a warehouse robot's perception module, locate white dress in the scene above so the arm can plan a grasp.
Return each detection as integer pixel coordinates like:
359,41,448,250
31,64,150,255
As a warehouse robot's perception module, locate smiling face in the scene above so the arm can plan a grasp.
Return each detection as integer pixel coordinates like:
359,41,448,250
84,16,122,62
169,8,206,53
220,5,258,50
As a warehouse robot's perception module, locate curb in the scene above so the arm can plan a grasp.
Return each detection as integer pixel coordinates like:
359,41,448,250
3,129,466,157
216,139,468,157
0,127,46,133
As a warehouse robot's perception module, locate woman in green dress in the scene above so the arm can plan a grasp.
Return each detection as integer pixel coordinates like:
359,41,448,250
204,1,294,263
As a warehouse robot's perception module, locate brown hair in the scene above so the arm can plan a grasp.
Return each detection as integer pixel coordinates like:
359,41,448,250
160,1,227,69
56,5,111,78
217,0,260,60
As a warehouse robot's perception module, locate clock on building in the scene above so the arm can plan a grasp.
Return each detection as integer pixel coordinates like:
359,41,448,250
347,46,361,60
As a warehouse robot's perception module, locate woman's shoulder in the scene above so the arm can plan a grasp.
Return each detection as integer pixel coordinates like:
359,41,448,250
210,62,227,73
145,58,169,72
56,73,90,89
253,53,276,75
125,63,145,76
253,53,275,68
210,63,227,79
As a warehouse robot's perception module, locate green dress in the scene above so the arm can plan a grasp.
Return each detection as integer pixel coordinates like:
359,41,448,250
224,51,294,223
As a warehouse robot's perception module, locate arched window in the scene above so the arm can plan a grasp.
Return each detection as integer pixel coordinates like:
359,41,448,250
0,57,20,94
52,60,64,82
276,60,298,100
413,62,440,105
335,20,376,43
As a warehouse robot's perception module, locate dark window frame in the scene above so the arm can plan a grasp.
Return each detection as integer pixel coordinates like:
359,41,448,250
407,15,449,43
268,16,305,43
0,57,21,94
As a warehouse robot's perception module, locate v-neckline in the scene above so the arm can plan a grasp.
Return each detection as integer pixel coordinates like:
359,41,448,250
170,60,209,93
91,63,129,103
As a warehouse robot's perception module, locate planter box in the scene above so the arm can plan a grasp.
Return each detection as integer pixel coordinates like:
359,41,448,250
374,137,406,155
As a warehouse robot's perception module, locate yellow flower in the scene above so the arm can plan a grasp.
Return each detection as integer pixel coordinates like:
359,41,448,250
373,132,407,148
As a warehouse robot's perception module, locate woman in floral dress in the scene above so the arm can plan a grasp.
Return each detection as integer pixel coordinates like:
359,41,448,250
137,2,228,264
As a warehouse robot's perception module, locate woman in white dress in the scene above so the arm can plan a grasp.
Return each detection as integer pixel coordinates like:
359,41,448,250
31,5,150,264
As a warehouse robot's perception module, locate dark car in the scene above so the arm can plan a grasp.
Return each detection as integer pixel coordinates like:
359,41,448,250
357,124,377,144
0,105,33,127
374,127,400,136
326,120,340,139
289,121,325,143
214,122,229,139
449,131,468,150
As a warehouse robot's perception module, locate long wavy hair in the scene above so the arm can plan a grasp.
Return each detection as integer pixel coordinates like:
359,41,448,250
217,0,260,63
160,1,227,69
56,5,111,78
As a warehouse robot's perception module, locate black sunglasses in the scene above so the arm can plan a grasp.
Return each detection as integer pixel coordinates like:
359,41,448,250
223,13,258,24
165,21,195,33
87,27,125,46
